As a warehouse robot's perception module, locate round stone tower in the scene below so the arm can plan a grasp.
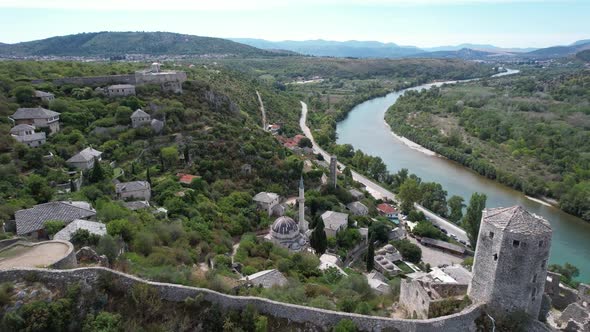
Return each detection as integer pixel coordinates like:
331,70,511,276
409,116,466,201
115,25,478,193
468,206,552,319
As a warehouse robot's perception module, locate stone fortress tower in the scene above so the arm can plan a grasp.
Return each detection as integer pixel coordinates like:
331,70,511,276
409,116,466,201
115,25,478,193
298,176,308,233
468,206,552,318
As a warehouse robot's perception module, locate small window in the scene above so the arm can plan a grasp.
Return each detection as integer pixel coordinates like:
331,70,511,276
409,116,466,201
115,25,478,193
532,288,537,297
416,291,418,297
489,231,494,239
532,274,537,283
513,240,520,248
422,300,425,305
538,240,544,247
542,259,547,268
493,253,498,261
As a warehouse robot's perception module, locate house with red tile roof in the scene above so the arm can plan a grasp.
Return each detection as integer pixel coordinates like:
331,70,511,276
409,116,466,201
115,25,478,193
377,203,398,219
177,173,201,185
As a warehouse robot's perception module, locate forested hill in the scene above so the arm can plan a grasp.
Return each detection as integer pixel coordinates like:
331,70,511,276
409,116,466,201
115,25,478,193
0,32,278,57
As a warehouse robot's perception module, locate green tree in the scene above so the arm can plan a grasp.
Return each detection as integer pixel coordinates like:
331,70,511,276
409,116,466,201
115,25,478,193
146,167,152,185
25,174,54,203
310,218,328,255
97,235,118,264
160,146,179,170
13,85,35,104
83,311,122,332
88,158,105,183
398,178,422,214
43,220,65,236
448,195,465,223
392,239,422,264
462,193,487,248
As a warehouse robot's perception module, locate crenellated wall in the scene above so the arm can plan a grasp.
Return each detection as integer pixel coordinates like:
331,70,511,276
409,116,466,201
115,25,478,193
0,267,484,332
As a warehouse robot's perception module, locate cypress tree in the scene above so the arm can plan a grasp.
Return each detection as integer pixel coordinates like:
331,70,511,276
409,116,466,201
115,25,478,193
310,218,328,255
146,167,152,185
89,158,104,183
366,235,375,272
462,192,487,249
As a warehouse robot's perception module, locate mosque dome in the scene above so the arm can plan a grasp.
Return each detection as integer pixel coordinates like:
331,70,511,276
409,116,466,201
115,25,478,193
271,216,300,241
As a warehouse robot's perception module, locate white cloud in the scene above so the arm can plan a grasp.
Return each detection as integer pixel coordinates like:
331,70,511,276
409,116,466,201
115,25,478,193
0,0,554,11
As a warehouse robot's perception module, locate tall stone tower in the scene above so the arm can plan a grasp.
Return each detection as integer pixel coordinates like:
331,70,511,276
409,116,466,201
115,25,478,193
468,206,552,319
329,155,338,189
298,176,308,233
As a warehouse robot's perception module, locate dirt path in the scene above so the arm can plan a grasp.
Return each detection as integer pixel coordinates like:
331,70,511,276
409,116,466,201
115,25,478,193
256,90,266,130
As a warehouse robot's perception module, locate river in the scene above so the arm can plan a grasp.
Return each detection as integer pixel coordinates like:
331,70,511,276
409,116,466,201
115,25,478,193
335,70,590,281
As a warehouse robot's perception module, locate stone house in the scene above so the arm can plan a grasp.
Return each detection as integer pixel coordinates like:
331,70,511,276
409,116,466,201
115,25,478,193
131,109,151,128
53,219,106,241
34,90,55,102
115,181,151,201
347,201,369,216
253,192,280,217
319,253,347,275
15,201,97,239
400,265,472,319
11,107,60,134
349,189,364,201
321,211,349,238
367,271,392,294
10,124,46,147
419,237,466,256
107,84,136,97
240,269,288,289
66,147,103,170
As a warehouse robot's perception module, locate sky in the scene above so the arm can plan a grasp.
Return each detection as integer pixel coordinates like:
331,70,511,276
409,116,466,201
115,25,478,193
0,0,588,48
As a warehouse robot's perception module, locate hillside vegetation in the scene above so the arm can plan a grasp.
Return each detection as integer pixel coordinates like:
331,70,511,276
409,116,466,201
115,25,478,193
385,67,590,221
0,32,276,57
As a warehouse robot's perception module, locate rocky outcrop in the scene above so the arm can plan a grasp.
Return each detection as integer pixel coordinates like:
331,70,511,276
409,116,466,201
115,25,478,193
76,247,108,266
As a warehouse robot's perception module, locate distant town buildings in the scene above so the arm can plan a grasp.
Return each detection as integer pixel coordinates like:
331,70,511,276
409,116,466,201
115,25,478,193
15,201,97,238
66,147,103,170
11,107,60,134
10,124,46,147
115,181,151,201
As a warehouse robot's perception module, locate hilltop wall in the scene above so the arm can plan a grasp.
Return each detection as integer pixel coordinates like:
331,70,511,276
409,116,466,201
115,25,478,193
0,267,484,332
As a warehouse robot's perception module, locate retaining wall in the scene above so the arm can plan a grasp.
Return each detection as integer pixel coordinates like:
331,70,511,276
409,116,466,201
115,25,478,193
0,267,483,332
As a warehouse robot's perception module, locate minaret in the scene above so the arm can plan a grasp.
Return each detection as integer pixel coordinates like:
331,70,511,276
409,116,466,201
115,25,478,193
329,155,338,189
298,176,308,233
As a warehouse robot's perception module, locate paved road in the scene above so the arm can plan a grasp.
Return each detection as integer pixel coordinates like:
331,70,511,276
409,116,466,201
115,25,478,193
256,90,266,130
300,101,470,245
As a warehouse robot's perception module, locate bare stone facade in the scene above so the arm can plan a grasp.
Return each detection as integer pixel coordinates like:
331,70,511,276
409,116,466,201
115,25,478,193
468,206,552,319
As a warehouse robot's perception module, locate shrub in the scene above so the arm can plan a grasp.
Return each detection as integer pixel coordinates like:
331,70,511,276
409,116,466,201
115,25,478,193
0,282,14,306
44,220,65,236
83,311,122,332
333,319,357,332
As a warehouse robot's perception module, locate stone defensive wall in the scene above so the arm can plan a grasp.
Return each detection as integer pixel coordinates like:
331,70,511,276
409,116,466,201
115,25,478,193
0,267,484,332
31,74,136,86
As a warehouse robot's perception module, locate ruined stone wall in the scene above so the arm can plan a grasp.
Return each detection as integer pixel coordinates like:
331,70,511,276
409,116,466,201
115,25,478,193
0,267,484,332
50,74,136,86
430,283,468,298
544,271,578,310
400,279,432,319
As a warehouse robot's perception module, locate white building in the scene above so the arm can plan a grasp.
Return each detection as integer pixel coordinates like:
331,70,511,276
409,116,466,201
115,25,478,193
11,107,60,134
34,90,55,102
253,192,280,217
66,147,103,170
321,211,349,238
10,124,46,147
131,109,151,128
53,219,106,241
107,84,136,97
115,181,151,201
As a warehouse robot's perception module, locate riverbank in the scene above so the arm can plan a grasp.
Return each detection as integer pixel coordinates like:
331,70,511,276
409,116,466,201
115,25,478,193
335,70,590,281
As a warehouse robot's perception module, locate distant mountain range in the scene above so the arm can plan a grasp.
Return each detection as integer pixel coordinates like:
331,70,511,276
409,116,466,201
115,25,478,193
1,32,589,61
0,32,276,57
231,38,590,60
